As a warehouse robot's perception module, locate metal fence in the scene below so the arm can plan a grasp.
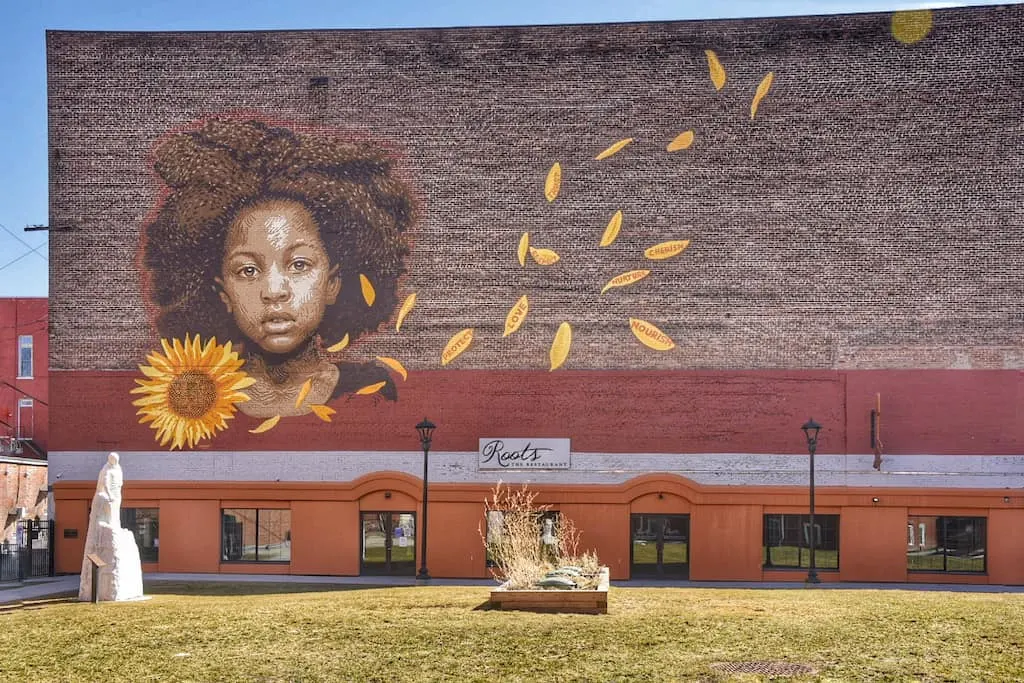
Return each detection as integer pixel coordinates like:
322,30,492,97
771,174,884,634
1,519,55,582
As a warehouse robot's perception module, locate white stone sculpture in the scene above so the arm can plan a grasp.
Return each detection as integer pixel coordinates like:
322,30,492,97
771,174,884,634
78,452,145,602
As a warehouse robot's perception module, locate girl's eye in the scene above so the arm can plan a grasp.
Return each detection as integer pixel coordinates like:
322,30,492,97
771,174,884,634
237,265,259,279
291,259,312,273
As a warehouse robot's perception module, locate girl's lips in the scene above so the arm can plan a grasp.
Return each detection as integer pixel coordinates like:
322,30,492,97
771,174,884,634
262,319,296,334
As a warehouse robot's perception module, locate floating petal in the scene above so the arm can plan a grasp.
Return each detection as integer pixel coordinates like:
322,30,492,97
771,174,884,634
295,378,313,409
356,381,387,395
601,269,651,294
517,233,530,267
705,49,726,90
377,356,408,381
545,163,561,202
441,328,474,366
666,130,695,152
595,138,633,160
326,334,350,353
396,294,417,332
644,240,691,260
630,318,676,351
249,415,281,434
751,72,775,120
549,322,572,371
503,296,529,337
600,211,623,247
359,274,376,306
310,404,336,422
529,247,560,266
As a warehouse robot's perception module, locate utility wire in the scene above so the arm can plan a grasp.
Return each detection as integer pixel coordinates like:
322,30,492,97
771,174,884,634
0,221,48,262
0,243,47,273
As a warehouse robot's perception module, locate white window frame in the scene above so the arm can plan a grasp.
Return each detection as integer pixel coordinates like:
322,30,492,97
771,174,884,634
17,335,33,378
17,398,33,440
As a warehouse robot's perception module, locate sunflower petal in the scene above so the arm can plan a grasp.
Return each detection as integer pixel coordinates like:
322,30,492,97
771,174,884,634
249,415,281,434
310,404,336,422
295,379,313,409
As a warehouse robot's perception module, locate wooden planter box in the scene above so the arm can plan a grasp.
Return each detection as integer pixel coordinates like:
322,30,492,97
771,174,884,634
489,567,609,614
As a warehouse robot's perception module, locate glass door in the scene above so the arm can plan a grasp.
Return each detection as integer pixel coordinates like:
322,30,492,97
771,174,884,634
360,512,416,575
630,514,690,579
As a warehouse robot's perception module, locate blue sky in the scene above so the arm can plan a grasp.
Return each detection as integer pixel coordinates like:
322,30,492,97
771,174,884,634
0,0,1014,297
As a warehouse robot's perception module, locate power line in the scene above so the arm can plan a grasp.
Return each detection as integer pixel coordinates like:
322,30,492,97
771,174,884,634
0,222,48,263
0,243,47,273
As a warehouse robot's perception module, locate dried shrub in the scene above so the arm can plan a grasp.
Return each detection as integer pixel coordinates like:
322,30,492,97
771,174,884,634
480,483,601,590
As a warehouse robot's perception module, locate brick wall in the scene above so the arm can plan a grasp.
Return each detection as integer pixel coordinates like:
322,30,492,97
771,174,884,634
1,462,48,543
46,6,1023,374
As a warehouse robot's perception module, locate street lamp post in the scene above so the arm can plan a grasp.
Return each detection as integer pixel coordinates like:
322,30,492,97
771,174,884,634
802,418,822,584
415,418,436,581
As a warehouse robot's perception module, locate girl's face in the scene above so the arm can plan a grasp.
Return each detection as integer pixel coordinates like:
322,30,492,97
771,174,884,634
216,199,340,355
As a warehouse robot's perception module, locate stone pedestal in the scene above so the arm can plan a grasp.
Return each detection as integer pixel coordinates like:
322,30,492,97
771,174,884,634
79,522,144,602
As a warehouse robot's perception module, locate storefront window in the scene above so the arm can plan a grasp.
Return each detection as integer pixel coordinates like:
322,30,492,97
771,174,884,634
907,516,985,573
221,508,291,562
763,514,839,570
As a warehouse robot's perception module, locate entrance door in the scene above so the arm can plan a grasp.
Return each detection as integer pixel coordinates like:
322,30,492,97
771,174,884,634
630,514,690,579
360,512,416,575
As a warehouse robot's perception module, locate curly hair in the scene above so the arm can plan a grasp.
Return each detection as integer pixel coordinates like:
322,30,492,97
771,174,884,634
141,118,414,395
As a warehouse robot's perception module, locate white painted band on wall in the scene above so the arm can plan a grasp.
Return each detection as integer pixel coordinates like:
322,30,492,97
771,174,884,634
49,451,1024,489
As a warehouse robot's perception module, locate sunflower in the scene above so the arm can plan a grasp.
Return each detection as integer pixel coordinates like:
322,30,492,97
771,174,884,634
131,335,256,450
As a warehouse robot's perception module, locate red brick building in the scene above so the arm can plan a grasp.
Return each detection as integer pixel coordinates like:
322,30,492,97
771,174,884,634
47,7,1023,582
1,298,48,544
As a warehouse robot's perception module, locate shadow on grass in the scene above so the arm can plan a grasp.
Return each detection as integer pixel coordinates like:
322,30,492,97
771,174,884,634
144,581,418,597
0,592,78,612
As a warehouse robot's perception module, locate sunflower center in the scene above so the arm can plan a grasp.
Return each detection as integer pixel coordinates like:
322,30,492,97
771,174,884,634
168,370,218,419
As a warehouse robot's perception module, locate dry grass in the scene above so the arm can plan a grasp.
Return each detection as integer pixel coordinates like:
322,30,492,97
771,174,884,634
0,582,1022,681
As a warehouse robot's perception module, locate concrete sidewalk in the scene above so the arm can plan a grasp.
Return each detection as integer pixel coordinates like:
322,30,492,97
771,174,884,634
3,573,1022,607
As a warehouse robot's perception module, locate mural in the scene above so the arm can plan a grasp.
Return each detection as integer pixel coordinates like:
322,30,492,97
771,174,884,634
132,49,776,449
135,119,415,447
65,6,1016,451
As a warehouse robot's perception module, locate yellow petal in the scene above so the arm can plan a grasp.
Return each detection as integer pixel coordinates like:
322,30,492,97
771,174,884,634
249,415,281,434
396,294,417,332
644,240,691,260
601,269,651,294
595,138,633,160
529,247,560,266
630,318,676,351
517,232,529,267
376,356,408,381
356,381,387,395
359,274,376,306
549,322,572,371
705,49,726,91
751,72,774,120
503,295,529,338
600,211,623,247
441,328,474,366
295,378,313,409
326,334,350,353
137,364,165,379
310,404,336,422
544,163,561,202
666,130,695,152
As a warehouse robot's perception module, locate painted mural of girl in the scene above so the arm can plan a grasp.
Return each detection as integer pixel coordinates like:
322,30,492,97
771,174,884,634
140,118,415,419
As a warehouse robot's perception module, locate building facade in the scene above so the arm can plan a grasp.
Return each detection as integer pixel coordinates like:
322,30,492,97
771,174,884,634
1,297,48,544
47,7,1023,582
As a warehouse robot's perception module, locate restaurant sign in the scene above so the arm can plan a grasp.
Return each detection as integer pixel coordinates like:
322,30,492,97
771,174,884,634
478,438,571,470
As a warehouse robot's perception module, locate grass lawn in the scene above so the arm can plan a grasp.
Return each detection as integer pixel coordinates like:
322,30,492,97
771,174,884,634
1,582,1022,682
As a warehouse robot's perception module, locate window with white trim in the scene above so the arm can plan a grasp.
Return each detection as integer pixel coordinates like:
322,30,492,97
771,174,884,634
17,335,32,378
